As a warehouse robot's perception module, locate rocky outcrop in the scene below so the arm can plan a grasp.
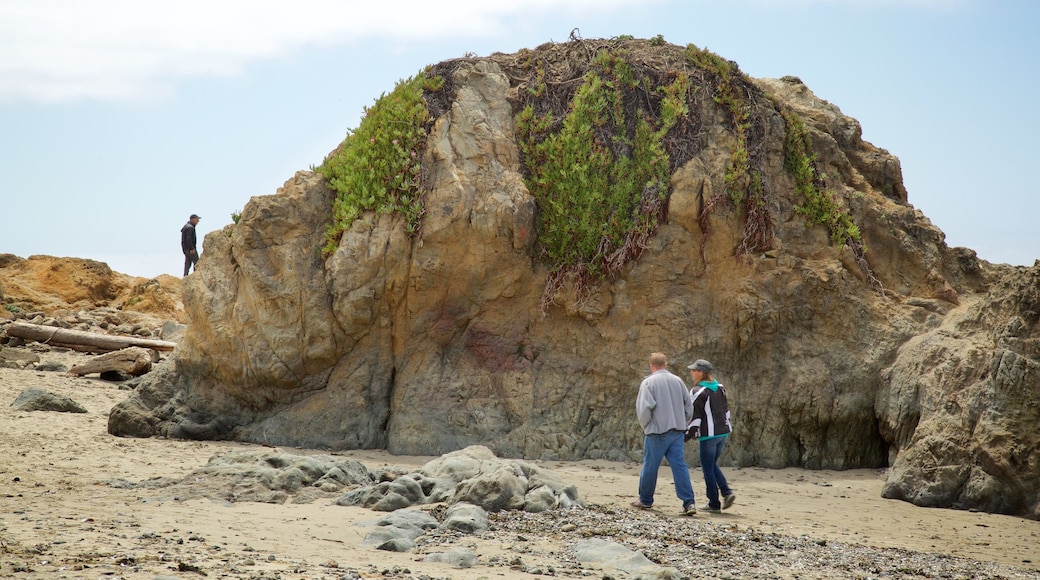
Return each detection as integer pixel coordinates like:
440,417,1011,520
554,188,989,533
877,268,1040,518
108,39,1039,519
337,445,579,513
0,254,185,322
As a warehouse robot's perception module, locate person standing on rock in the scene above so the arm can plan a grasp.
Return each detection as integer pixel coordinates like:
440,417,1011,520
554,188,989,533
181,213,201,276
632,352,698,515
687,358,736,514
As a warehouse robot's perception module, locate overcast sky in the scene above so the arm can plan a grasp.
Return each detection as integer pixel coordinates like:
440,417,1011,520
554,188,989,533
1,0,1037,278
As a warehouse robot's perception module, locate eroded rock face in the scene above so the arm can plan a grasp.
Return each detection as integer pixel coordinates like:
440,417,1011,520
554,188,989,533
109,42,1040,518
877,267,1040,518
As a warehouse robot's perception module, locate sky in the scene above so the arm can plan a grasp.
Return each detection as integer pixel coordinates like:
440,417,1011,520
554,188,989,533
1,0,1037,279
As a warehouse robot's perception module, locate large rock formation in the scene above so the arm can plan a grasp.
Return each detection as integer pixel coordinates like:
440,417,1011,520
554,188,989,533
108,39,1039,519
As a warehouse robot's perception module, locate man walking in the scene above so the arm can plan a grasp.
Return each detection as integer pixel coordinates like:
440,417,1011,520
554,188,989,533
632,352,697,515
181,213,201,275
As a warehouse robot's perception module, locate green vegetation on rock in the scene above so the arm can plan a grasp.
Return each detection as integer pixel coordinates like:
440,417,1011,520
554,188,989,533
316,70,443,257
516,47,687,305
312,39,878,300
684,45,749,204
782,110,861,245
782,108,880,291
685,43,773,256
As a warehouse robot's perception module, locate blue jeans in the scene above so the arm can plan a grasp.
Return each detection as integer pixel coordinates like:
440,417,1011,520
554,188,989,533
699,436,732,509
638,430,695,507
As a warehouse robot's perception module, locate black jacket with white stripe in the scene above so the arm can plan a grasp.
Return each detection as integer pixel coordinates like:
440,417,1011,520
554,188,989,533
686,381,731,441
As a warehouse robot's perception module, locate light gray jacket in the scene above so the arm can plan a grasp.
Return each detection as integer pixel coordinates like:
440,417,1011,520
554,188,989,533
636,369,693,435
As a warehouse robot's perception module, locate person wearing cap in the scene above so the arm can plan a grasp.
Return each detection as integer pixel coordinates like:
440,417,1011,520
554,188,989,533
181,214,201,275
632,352,698,515
687,358,736,514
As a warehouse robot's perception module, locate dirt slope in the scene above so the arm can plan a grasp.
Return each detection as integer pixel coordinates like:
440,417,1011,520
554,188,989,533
0,253,185,324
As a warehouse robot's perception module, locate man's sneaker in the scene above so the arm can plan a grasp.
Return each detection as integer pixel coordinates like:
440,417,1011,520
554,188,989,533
722,493,736,510
700,504,722,514
630,500,653,510
683,502,697,515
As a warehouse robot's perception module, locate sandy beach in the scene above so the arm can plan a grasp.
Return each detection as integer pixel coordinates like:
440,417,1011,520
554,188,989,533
2,347,1038,579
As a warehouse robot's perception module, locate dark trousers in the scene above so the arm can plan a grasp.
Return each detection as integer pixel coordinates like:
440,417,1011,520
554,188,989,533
699,436,733,509
183,251,198,276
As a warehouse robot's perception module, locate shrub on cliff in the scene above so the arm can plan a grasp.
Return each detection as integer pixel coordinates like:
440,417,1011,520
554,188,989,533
316,70,443,256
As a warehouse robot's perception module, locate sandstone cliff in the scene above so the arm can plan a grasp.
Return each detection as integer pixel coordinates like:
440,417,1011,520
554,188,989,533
107,39,1040,519
0,253,185,323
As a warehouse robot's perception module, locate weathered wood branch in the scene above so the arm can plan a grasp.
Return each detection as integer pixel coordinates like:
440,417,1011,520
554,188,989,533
6,321,177,353
67,346,158,377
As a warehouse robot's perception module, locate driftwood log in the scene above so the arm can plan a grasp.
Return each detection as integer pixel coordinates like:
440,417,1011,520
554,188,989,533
67,346,158,377
5,321,177,354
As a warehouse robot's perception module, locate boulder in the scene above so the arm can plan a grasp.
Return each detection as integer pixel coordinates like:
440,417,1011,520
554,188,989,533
336,445,581,513
440,502,489,534
106,39,1039,518
573,538,682,579
424,548,478,568
11,387,87,413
